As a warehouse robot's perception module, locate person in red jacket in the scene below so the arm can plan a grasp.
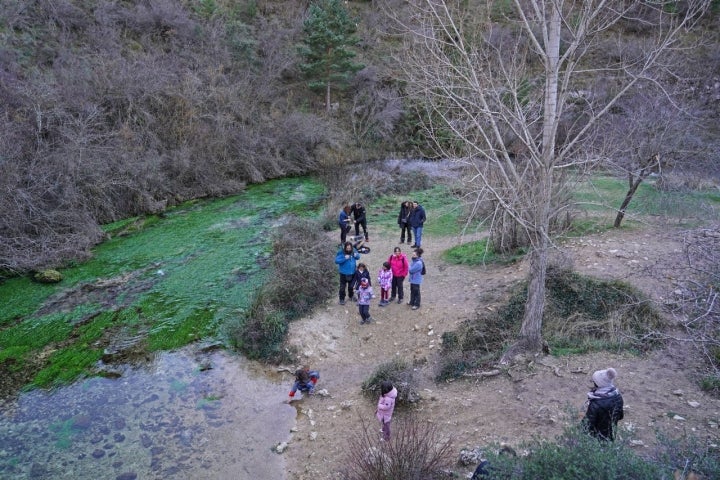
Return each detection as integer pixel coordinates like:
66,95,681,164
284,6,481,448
388,246,409,304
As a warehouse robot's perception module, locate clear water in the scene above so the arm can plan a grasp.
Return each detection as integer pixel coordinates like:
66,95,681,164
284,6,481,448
0,348,295,479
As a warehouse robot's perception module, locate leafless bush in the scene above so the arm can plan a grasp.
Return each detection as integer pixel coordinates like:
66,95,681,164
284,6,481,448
667,226,720,392
341,414,455,480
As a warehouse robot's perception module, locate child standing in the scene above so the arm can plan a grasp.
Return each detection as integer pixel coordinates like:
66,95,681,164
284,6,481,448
356,277,373,324
375,381,397,441
377,261,393,306
288,367,320,399
352,262,372,300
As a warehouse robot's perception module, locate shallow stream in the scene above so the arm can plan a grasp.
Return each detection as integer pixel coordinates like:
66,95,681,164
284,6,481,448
0,347,295,479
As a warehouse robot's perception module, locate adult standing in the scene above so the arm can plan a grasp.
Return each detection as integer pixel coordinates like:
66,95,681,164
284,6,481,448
408,200,426,249
408,248,424,310
338,204,352,244
388,246,409,304
581,367,624,441
397,200,413,245
351,202,369,241
335,241,360,305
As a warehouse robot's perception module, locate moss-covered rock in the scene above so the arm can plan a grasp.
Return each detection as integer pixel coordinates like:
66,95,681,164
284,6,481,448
34,269,63,284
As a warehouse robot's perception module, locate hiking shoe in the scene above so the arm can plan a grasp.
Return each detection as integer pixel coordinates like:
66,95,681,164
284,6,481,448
389,296,396,302
379,302,386,307
407,241,413,245
339,299,346,305
410,244,418,248
412,306,419,310
397,299,402,304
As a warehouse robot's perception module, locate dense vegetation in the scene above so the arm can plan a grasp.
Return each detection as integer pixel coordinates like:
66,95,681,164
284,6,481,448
1,1,718,273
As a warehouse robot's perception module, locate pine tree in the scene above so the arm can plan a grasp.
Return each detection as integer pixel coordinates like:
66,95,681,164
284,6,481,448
298,0,364,112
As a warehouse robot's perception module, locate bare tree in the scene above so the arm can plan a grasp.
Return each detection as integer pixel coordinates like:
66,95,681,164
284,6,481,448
396,0,710,361
595,90,705,227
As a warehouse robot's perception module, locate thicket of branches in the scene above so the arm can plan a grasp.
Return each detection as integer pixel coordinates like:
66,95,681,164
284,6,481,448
0,0,407,274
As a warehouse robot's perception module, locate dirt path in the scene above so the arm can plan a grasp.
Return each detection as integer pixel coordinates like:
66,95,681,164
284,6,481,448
281,225,720,479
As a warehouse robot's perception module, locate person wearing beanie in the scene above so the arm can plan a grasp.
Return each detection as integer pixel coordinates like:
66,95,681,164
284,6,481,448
356,276,374,324
582,367,624,441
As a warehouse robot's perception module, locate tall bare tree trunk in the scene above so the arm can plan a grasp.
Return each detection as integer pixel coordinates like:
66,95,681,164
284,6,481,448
502,2,561,361
326,82,331,113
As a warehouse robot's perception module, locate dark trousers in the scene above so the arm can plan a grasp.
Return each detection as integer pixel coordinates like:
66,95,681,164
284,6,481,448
340,224,352,244
400,223,411,243
359,304,370,322
380,419,391,441
409,283,421,307
391,276,405,300
355,220,368,240
339,273,354,300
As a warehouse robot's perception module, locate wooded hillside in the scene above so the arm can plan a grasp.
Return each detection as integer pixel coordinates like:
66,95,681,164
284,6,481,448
1,0,718,273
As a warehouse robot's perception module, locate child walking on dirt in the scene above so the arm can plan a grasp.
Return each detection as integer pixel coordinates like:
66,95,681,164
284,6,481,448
288,367,319,400
375,381,397,441
356,277,373,324
377,262,393,306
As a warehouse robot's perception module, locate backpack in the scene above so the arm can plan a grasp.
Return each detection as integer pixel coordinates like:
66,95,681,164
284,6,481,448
421,260,426,275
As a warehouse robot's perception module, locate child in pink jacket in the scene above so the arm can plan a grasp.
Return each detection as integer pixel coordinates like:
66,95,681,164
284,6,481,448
375,381,398,441
377,261,393,306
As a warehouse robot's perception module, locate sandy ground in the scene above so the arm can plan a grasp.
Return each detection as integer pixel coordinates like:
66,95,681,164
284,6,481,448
280,224,720,479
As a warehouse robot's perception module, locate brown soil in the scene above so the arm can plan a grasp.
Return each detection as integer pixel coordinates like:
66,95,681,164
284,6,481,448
282,224,720,479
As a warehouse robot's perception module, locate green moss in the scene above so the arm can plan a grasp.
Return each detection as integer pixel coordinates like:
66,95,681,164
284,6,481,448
1,177,327,389
442,238,526,266
33,346,104,388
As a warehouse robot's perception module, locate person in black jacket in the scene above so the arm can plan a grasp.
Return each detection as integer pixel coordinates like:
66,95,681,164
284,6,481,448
397,200,413,245
582,367,624,441
351,202,369,241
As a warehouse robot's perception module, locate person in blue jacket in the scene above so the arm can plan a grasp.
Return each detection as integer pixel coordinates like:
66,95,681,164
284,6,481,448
335,241,360,305
408,201,426,249
338,204,353,244
408,248,424,310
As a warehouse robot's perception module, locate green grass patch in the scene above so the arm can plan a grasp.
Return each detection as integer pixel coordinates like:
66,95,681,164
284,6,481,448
573,175,720,224
369,184,481,238
442,238,526,266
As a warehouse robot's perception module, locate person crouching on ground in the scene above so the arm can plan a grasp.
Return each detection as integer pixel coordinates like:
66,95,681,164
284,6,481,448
288,367,319,399
335,241,360,305
376,381,397,441
357,277,373,324
582,367,624,441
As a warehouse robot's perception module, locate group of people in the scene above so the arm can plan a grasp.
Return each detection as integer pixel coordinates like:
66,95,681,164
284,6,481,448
397,200,426,249
288,367,397,441
338,200,427,249
290,365,624,449
335,241,425,322
295,199,625,449
338,202,369,244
